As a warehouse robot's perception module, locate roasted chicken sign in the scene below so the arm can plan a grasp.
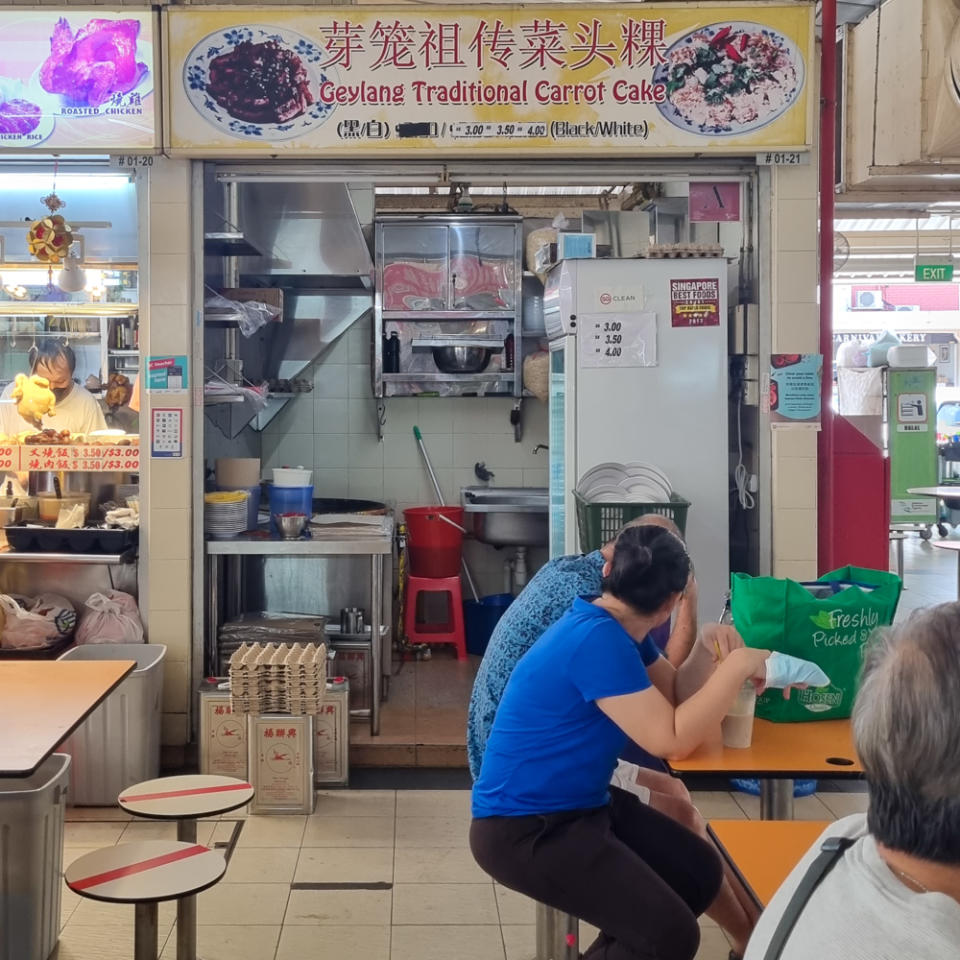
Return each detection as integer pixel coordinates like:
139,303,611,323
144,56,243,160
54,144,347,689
0,11,156,151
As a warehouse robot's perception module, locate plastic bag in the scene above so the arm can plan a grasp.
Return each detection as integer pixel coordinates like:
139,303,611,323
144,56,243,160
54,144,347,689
0,593,77,650
867,331,900,367
75,591,144,644
204,292,280,339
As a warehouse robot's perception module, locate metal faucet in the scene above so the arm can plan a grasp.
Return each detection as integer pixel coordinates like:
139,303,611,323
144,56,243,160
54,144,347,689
532,443,549,455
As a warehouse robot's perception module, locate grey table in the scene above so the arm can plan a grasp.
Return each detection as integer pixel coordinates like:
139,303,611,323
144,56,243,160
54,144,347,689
206,520,393,735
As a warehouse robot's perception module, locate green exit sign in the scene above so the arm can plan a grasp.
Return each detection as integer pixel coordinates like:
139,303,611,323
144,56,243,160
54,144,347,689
915,263,954,281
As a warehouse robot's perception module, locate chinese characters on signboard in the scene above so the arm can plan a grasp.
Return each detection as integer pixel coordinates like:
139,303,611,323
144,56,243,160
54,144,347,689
167,5,813,155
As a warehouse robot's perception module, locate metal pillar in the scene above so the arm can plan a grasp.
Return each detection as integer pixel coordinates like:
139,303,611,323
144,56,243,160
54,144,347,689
535,903,579,960
176,819,199,960
134,901,159,960
760,779,794,820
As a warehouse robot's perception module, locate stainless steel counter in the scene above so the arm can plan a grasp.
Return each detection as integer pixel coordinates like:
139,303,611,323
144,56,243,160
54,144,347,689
205,520,393,735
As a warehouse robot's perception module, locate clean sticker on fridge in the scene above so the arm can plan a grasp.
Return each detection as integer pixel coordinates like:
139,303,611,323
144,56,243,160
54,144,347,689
577,312,657,368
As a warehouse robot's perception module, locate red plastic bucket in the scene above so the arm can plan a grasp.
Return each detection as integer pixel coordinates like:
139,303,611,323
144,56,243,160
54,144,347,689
404,506,464,578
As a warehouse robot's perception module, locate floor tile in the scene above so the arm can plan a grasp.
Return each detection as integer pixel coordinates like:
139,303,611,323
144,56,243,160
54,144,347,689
301,815,395,847
277,924,390,960
695,924,734,959
314,789,397,817
295,846,394,883
120,819,216,845
390,924,506,960
225,846,300,883
501,924,535,960
396,789,472,819
196,882,289,926
818,791,869,818
53,920,173,960
494,884,537,926
217,815,306,848
285,887,392,925
65,806,131,822
395,816,471,848
63,822,126,846
393,882,498,925
732,792,835,821
69,896,176,928
59,888,83,929
394,846,489,884
160,924,281,960
690,791,748,820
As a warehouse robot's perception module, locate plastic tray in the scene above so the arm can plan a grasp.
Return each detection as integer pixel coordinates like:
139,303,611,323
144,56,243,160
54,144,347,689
3,523,139,554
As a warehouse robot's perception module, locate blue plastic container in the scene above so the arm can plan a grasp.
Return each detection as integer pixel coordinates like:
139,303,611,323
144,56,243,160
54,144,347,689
464,593,514,657
730,778,818,798
267,484,313,534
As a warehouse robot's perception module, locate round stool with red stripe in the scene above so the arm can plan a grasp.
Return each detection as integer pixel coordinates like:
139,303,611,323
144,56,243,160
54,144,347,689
118,775,254,960
65,840,226,960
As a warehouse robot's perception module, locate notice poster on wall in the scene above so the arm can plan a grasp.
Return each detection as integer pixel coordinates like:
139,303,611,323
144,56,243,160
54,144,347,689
166,4,813,156
0,11,156,152
146,356,189,393
769,353,823,426
670,277,721,327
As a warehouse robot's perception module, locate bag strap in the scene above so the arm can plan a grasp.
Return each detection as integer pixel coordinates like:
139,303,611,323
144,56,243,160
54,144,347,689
762,835,857,960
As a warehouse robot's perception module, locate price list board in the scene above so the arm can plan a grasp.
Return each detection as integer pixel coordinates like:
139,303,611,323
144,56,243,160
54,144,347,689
5,445,141,472
577,313,658,368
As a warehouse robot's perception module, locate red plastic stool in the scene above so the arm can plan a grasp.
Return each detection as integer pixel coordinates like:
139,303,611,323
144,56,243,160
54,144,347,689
405,575,467,660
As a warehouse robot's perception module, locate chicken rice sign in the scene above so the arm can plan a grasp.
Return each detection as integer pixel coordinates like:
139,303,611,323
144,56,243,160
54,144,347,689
0,11,156,152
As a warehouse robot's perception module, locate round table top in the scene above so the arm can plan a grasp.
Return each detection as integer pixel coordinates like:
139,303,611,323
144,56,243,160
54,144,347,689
118,775,254,820
65,841,226,904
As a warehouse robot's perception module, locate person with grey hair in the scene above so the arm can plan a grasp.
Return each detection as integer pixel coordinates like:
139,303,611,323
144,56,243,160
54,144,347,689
744,603,960,959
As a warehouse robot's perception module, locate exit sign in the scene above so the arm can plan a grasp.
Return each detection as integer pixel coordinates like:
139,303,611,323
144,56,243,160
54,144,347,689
915,263,954,281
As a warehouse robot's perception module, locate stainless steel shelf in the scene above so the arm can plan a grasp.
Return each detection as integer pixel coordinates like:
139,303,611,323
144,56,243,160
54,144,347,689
0,550,136,565
109,350,139,356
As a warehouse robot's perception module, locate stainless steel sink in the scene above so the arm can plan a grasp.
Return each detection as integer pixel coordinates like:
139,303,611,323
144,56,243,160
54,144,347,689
461,486,549,546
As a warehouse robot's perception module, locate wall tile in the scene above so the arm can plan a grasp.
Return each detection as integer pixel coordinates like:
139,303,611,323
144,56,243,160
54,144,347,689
147,304,191,354
315,398,350,434
149,254,190,307
522,468,549,487
262,433,315,471
453,398,515,435
381,398,419,434
775,199,818,253
145,609,191,659
149,508,190,560
149,204,190,256
773,427,818,459
417,397,454,433
348,363,374,399
416,433,453,468
149,460,191,509
383,433,423,469
349,468,385,499
382,468,428,505
348,433,385,469
774,252,818,305
323,335,350,365
162,713,187,745
147,561,194,611
348,398,380,435
773,508,818,562
269,394,315,435
773,457,817,510
161,660,190,713
773,303,820,355
313,363,349,398
314,468,349,498
773,559,819,581
314,434,348,471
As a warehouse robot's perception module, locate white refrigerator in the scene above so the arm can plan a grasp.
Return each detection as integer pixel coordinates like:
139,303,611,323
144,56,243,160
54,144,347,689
544,258,729,622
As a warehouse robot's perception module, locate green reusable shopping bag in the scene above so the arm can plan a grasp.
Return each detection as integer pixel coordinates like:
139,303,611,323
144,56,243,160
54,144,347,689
730,566,902,722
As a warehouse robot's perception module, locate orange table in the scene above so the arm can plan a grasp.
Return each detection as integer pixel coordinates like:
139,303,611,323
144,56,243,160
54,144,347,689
708,820,830,907
666,719,862,819
0,659,135,776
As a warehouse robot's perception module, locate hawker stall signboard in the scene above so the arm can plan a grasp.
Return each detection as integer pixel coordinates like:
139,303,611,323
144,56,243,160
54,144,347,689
0,10,157,152
164,4,814,156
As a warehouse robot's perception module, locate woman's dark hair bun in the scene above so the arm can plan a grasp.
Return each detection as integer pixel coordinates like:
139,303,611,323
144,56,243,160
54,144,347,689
603,524,690,615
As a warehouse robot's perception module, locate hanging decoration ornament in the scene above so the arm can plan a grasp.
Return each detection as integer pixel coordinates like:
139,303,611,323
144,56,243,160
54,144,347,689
27,182,73,265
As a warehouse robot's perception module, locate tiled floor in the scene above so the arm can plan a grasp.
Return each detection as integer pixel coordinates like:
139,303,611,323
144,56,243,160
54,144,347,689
55,786,869,960
52,532,953,959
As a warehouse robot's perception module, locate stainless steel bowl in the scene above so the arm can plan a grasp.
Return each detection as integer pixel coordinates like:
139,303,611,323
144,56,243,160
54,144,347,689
274,513,308,539
432,345,491,374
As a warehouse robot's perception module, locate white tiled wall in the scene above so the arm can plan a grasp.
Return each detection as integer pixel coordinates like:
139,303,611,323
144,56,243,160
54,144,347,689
262,313,550,594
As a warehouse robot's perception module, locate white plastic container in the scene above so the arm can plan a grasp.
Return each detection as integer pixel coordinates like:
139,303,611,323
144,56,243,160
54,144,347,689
887,344,935,368
272,467,312,487
0,753,70,960
57,644,166,804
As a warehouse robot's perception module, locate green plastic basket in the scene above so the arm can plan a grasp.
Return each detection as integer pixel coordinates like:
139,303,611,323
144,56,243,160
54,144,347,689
573,490,691,551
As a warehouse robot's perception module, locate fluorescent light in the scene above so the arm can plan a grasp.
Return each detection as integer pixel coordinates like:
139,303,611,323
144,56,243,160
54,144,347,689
0,174,132,192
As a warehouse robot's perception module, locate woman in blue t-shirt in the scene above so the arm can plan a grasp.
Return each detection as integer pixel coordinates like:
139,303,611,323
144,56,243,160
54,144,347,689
470,524,771,960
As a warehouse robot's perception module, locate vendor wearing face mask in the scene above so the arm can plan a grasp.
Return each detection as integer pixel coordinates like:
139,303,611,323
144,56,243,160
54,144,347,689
0,341,107,436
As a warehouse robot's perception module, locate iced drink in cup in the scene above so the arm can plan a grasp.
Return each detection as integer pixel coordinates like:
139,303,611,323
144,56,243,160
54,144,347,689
722,680,757,749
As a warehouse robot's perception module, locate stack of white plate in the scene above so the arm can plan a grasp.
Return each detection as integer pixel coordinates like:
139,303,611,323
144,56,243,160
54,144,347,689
576,462,673,503
204,494,249,539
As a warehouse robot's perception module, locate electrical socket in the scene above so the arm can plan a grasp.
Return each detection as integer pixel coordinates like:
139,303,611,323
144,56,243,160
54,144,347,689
748,474,759,493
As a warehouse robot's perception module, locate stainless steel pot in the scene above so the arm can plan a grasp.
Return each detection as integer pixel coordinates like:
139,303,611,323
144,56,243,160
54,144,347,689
432,345,491,374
